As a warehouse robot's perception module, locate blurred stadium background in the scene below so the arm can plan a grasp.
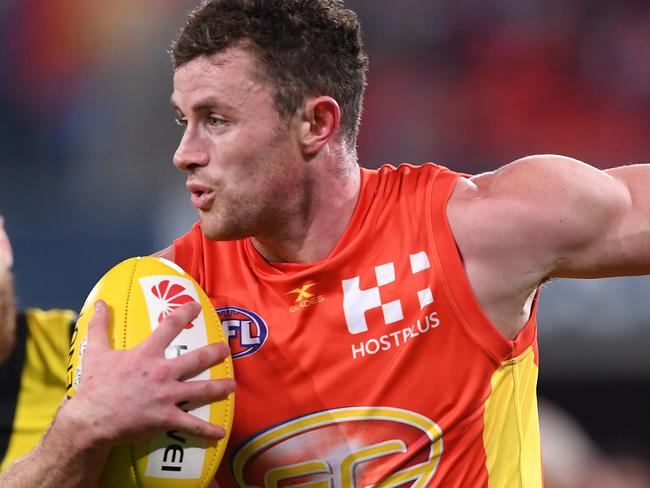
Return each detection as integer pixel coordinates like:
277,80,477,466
0,0,648,482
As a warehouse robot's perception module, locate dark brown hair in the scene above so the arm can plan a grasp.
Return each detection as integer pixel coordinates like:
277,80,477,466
171,0,368,147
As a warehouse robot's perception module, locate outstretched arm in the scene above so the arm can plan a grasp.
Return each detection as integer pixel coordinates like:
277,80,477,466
0,300,234,487
447,155,650,338
454,155,650,281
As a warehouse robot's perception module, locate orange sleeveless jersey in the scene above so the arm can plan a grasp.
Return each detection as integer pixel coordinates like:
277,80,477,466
173,163,542,487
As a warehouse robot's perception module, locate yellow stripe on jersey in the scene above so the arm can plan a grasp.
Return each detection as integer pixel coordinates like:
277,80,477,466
483,346,542,488
0,308,74,471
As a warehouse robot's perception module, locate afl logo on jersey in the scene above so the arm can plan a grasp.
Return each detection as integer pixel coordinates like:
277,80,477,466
216,306,268,359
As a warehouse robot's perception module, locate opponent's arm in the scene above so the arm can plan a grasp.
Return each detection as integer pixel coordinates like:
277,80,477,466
0,301,234,488
0,404,111,487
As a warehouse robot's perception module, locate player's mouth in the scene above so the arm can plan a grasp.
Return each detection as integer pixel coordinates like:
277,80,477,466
187,182,215,210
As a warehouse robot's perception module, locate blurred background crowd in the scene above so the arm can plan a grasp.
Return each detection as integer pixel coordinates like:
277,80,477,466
0,0,648,485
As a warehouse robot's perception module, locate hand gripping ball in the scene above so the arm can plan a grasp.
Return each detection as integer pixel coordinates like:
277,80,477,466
67,256,234,488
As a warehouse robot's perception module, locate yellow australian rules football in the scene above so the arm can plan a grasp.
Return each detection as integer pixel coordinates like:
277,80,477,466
66,256,234,488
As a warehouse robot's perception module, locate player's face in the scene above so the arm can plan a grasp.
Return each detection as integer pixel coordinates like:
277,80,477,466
171,47,306,241
0,216,16,362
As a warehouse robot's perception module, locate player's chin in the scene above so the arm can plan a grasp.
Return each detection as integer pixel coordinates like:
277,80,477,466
199,215,248,242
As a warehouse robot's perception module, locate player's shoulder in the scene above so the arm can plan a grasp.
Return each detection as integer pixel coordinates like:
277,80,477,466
24,308,77,330
447,154,627,271
19,308,79,347
448,154,597,220
375,161,455,178
153,245,174,261
458,154,616,200
371,162,462,195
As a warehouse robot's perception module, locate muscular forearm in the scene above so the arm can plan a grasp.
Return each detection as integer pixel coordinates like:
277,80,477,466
0,402,111,487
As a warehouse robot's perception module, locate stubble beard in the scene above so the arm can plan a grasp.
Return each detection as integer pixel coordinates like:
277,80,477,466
0,268,16,363
198,120,301,243
199,168,300,244
199,180,287,241
199,194,277,242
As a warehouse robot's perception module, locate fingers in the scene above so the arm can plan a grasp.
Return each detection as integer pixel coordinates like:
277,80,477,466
175,378,236,407
145,301,201,353
86,300,111,353
172,342,231,380
166,409,227,440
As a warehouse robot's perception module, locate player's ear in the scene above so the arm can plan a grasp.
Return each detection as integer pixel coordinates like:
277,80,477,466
299,96,341,156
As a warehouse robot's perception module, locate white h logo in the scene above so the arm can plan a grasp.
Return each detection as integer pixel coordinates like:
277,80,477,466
342,252,434,334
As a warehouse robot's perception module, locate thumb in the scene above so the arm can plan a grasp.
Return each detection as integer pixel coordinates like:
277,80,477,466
86,300,111,352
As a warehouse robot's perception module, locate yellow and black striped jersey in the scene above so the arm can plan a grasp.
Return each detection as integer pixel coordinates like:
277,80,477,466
0,308,75,471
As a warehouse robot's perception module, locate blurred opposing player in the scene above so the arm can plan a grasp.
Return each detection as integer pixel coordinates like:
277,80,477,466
2,1,650,486
0,216,75,471
540,399,650,488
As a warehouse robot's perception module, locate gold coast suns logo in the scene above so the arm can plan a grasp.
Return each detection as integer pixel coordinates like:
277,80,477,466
232,407,443,487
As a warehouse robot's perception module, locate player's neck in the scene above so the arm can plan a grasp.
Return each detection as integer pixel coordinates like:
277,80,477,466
251,159,361,264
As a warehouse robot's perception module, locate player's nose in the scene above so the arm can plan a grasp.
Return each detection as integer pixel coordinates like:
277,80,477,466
173,130,209,172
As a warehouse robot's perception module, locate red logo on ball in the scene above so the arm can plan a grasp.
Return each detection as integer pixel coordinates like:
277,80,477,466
151,280,196,329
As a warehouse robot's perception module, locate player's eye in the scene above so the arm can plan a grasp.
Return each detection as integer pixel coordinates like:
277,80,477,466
174,117,187,128
208,115,225,127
